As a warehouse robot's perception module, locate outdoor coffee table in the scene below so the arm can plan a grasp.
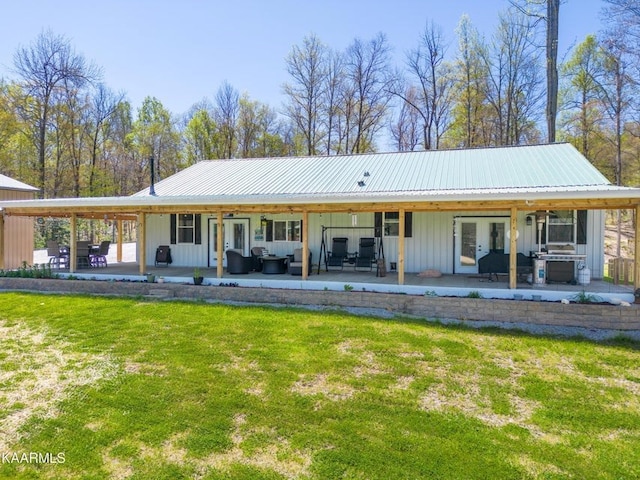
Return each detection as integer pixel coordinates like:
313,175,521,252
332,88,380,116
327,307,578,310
262,256,287,274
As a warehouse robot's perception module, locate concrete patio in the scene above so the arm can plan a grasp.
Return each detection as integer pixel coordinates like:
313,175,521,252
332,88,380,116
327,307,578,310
33,244,635,303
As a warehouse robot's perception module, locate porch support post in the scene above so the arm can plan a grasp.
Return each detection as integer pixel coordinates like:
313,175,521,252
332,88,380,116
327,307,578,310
635,205,640,291
509,207,518,289
117,219,123,263
0,212,5,270
138,213,146,275
217,213,224,278
70,214,77,273
398,208,405,285
302,210,309,280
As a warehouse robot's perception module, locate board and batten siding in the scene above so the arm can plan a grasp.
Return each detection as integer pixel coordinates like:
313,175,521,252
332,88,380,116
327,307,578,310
142,209,606,277
1,189,35,269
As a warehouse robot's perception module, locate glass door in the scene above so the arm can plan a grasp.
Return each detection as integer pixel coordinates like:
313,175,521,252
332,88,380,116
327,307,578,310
209,218,250,267
456,219,507,273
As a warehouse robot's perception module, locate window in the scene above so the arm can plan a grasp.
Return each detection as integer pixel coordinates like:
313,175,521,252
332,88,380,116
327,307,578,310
178,214,194,243
547,210,574,243
383,212,399,236
273,220,301,242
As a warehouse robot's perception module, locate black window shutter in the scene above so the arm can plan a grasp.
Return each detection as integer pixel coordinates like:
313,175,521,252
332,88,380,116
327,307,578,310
266,220,273,242
541,221,547,245
577,210,587,245
194,214,202,244
404,212,413,238
374,212,382,237
170,214,177,244
300,219,303,242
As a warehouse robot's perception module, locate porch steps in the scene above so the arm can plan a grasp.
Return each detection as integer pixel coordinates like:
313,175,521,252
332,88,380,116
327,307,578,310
146,288,173,299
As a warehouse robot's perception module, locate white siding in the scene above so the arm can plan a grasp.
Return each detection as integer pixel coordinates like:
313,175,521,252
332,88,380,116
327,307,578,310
143,209,607,276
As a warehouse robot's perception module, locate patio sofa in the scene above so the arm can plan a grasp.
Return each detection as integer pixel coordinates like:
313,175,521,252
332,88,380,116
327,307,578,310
478,252,533,282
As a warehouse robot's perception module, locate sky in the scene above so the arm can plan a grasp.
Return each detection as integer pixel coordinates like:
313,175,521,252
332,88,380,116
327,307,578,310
0,0,606,116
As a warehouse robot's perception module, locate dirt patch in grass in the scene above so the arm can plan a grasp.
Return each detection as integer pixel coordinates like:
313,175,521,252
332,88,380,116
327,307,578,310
0,320,119,451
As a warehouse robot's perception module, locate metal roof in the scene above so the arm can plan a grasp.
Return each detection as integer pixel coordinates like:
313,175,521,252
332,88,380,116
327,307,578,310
134,143,611,198
0,173,38,192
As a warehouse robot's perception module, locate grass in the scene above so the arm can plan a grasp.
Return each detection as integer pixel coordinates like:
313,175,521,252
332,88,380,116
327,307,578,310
0,292,639,479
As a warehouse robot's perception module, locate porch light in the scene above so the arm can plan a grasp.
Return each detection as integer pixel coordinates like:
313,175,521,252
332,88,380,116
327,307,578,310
526,216,532,226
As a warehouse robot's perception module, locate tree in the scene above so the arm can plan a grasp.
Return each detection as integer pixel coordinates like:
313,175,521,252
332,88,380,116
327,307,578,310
559,35,603,158
342,33,395,153
214,82,239,159
403,21,454,149
183,103,219,163
390,86,421,151
448,15,490,147
283,34,329,156
12,30,100,197
509,0,560,143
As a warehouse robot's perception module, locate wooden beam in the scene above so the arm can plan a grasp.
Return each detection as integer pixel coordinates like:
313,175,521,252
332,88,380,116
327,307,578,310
302,210,309,280
138,213,146,275
0,212,5,270
398,208,405,285
216,213,224,278
70,214,77,273
509,207,518,289
635,205,640,292
117,219,123,263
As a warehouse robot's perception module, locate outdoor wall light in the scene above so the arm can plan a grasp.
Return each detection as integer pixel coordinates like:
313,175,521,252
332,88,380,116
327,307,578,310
526,216,532,226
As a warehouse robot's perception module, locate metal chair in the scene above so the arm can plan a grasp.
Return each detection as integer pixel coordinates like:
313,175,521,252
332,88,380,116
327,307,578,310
90,240,110,267
355,237,376,271
327,237,348,269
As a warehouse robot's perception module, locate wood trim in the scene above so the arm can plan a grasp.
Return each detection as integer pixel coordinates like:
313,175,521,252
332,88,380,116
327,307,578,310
117,219,123,263
398,208,405,285
302,210,309,280
70,214,77,273
509,208,518,289
216,213,223,278
138,213,146,275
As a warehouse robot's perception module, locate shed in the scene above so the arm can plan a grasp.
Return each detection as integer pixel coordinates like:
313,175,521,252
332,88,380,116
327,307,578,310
0,173,38,269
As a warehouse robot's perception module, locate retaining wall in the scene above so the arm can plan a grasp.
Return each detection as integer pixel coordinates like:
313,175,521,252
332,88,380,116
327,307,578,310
1,277,639,332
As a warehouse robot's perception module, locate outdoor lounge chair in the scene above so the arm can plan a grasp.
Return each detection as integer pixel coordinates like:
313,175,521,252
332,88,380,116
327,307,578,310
155,245,172,267
355,237,376,271
226,249,252,274
327,237,348,269
251,246,268,272
76,241,92,268
90,240,110,267
46,240,68,269
287,248,312,276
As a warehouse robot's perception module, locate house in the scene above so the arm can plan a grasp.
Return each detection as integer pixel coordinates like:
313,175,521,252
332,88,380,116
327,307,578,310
0,173,38,270
1,143,639,290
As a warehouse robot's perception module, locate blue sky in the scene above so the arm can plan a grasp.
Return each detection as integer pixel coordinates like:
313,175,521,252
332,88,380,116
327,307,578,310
0,0,604,116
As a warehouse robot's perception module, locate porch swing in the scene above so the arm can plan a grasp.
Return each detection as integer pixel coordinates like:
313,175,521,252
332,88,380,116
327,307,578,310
317,225,385,274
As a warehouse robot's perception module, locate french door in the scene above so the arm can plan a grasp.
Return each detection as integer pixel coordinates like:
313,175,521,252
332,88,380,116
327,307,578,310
208,218,250,267
456,218,508,274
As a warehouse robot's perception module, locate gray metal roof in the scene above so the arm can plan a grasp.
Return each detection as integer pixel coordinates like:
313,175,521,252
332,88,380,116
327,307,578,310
135,143,611,198
0,173,38,192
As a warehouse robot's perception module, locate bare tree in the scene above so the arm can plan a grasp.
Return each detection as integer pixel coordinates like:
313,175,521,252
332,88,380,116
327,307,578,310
215,81,239,159
390,86,421,151
12,30,100,197
283,34,329,156
403,21,454,149
343,33,395,153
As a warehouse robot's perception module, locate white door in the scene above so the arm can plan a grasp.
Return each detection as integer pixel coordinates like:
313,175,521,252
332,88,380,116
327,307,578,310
209,218,250,267
456,218,508,273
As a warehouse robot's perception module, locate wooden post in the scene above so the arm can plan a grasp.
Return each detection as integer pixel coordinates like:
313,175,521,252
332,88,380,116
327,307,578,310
138,213,146,275
302,210,309,280
70,214,77,273
509,207,518,289
117,219,123,263
217,214,224,278
398,208,405,285
634,205,640,291
0,212,5,270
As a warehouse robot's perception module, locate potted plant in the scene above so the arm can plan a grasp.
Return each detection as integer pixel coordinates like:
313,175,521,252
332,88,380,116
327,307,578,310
145,273,156,283
193,267,204,285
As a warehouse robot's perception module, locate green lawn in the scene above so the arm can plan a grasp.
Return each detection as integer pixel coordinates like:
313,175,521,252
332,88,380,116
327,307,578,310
0,292,639,479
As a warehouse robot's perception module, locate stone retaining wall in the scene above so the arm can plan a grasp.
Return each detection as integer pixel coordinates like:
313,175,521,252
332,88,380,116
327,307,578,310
1,278,639,331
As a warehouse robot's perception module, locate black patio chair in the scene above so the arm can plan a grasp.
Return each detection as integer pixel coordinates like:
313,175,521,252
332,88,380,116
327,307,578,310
226,249,252,274
355,237,376,271
155,245,172,267
327,237,348,269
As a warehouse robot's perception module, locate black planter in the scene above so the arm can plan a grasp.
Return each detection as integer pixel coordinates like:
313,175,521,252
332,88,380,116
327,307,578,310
193,276,204,285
